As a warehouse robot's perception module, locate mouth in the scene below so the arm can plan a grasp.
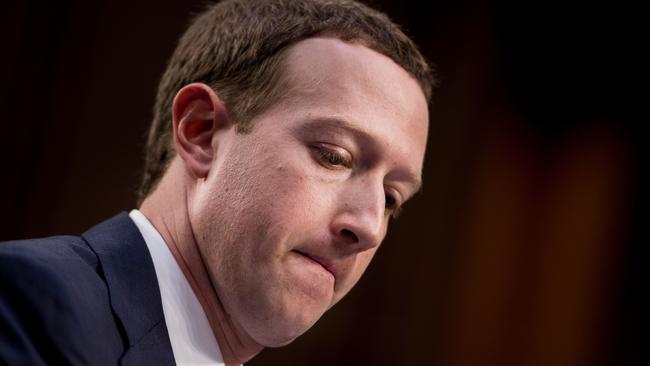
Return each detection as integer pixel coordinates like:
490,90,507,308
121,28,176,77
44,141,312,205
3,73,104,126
293,250,336,281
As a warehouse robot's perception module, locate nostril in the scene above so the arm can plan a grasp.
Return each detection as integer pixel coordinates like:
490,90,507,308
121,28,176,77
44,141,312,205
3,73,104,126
341,228,358,243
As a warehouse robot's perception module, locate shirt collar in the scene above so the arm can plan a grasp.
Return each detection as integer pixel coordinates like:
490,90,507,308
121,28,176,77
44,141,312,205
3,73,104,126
129,209,225,366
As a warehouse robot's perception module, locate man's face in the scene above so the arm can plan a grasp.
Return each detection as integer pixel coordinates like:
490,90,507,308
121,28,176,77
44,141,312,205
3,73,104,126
189,37,429,346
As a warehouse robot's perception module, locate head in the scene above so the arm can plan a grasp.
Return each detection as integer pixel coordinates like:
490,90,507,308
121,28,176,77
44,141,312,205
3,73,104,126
140,0,434,349
139,0,433,201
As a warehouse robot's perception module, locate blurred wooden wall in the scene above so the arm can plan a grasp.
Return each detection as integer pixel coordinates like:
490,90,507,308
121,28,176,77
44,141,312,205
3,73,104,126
1,1,644,365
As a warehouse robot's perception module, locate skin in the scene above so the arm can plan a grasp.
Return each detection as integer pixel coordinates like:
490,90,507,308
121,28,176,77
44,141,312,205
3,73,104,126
140,37,429,365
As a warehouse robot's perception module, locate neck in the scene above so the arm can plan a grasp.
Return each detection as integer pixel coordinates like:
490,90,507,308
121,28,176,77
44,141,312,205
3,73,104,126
139,160,263,365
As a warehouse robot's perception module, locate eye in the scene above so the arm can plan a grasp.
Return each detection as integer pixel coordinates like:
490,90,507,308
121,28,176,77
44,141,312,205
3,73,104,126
385,193,397,209
322,150,345,166
311,144,352,169
385,192,403,219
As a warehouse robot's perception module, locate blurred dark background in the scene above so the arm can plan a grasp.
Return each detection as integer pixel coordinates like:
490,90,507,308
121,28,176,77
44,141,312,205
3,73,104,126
0,0,645,365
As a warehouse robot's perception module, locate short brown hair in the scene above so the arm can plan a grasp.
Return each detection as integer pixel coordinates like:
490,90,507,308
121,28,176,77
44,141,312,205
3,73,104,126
139,0,435,203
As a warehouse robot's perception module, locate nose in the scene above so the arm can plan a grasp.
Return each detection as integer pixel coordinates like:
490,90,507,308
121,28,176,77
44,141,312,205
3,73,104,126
330,178,386,254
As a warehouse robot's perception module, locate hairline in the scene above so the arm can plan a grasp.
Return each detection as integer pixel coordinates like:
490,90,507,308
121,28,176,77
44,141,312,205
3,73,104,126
230,32,429,134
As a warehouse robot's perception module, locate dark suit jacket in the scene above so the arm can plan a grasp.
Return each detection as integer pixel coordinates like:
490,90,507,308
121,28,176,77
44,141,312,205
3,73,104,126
0,213,176,365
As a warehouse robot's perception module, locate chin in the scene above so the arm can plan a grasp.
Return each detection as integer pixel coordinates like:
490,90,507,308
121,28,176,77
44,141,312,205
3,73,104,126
239,266,334,347
249,307,324,348
251,326,303,348
263,334,300,348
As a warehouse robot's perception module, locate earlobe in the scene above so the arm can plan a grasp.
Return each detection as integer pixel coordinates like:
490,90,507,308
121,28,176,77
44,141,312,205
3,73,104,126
172,83,231,179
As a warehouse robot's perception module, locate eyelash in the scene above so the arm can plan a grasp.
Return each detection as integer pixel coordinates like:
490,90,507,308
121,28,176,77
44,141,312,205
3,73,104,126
316,148,351,168
312,145,403,219
385,192,403,219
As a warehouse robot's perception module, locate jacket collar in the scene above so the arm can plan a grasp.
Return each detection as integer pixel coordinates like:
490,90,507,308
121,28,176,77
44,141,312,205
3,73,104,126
82,212,175,365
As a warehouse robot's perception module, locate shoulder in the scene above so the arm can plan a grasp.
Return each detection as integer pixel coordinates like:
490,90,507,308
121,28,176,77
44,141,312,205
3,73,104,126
0,236,124,365
0,235,98,270
0,236,102,304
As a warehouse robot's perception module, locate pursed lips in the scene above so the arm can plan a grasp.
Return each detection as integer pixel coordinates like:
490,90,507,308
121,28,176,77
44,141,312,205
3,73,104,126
293,250,337,282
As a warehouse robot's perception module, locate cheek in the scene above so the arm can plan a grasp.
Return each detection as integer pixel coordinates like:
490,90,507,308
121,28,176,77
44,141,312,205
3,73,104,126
275,170,325,224
244,147,333,233
199,144,329,262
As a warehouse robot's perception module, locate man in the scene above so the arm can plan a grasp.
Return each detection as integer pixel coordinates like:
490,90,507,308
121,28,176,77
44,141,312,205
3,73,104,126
0,0,434,365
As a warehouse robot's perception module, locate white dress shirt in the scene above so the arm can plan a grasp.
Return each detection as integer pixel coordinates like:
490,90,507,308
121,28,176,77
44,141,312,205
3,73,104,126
129,210,225,366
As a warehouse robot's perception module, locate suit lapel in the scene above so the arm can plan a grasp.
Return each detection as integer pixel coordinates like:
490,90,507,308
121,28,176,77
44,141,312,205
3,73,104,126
82,212,175,366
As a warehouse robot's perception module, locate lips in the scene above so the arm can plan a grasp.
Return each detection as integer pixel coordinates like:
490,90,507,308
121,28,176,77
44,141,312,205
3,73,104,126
293,250,336,281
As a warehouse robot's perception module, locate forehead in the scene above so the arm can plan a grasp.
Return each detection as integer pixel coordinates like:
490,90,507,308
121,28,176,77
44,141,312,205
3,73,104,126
281,37,425,113
273,37,429,173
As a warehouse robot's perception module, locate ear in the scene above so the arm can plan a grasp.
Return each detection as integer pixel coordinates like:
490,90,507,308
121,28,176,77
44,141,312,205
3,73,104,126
172,83,231,179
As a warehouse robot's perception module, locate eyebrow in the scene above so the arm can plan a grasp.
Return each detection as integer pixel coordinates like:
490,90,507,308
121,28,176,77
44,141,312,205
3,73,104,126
298,116,367,139
298,116,424,195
